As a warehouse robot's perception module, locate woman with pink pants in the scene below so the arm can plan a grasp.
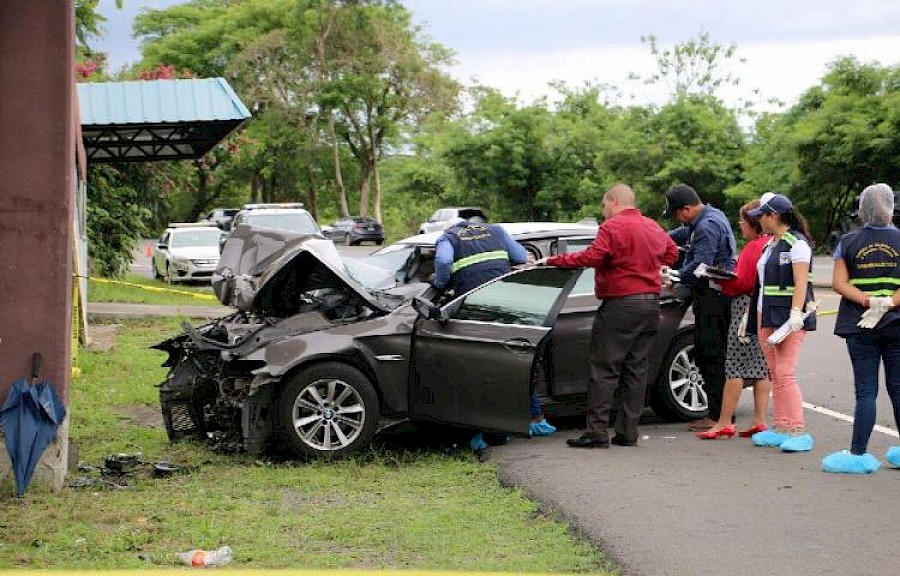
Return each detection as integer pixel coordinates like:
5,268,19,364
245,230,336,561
747,193,817,452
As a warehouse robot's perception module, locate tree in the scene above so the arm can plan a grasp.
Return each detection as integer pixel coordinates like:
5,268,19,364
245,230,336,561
75,0,122,49
631,32,744,100
734,57,900,245
322,3,459,220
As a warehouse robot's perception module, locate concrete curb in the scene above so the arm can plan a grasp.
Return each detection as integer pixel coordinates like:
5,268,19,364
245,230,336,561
87,303,230,321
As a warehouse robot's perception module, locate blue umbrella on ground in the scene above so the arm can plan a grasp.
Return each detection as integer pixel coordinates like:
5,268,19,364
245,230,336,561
0,354,66,497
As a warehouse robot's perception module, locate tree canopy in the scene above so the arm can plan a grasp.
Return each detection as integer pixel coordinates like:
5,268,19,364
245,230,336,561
76,6,899,274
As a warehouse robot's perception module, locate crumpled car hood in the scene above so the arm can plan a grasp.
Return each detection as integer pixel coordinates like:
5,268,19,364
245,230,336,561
213,224,390,316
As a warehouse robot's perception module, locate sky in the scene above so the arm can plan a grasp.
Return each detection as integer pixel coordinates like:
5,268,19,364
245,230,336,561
95,0,900,112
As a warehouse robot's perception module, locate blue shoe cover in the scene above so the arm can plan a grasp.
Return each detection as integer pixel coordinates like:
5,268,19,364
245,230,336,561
821,450,881,474
529,419,557,437
470,432,489,452
537,420,557,435
780,432,814,452
751,429,790,447
886,446,900,467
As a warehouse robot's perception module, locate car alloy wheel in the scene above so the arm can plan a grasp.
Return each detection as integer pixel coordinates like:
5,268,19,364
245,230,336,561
650,333,707,421
277,363,380,458
668,343,706,412
291,378,365,451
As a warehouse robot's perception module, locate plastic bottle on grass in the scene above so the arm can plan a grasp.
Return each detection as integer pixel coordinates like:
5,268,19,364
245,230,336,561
176,545,232,567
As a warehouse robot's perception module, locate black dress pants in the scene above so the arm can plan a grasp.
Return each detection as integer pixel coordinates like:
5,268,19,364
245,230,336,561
584,296,660,443
691,284,732,421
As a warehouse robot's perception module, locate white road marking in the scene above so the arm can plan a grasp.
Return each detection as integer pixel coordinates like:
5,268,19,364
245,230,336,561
804,401,900,438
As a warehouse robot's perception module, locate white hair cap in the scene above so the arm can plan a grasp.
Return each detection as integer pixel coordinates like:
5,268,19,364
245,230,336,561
859,183,895,226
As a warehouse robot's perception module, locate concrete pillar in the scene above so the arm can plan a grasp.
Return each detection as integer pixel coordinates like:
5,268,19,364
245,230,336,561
0,1,74,496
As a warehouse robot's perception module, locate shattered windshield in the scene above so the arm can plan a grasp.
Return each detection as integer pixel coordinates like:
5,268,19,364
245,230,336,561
342,245,419,291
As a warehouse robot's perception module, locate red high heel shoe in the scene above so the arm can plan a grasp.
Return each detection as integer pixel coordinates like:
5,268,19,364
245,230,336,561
697,425,736,439
738,423,768,438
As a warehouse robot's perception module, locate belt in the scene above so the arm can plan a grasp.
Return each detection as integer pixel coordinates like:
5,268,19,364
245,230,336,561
605,293,659,301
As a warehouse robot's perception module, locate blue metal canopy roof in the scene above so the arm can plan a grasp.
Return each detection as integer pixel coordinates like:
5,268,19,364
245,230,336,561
77,78,251,162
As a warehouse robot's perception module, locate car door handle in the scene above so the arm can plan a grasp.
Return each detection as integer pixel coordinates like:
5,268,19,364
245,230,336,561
502,338,534,352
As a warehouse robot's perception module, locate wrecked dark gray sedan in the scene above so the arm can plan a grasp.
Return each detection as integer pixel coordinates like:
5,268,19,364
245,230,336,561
154,224,704,459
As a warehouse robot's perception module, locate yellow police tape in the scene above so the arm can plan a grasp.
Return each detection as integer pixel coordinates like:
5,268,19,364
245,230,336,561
89,277,218,301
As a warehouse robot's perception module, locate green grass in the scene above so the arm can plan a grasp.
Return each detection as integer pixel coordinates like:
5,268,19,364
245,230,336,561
88,274,219,306
0,318,612,573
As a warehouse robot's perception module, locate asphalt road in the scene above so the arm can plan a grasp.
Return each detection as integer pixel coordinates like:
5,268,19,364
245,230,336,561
490,308,900,576
128,241,897,575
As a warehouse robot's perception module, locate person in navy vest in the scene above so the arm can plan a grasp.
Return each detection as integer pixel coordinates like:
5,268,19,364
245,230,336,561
822,183,900,474
746,193,817,452
433,219,555,448
433,220,528,295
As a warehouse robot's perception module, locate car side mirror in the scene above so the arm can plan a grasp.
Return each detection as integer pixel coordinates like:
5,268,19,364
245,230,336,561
412,296,445,322
157,243,166,250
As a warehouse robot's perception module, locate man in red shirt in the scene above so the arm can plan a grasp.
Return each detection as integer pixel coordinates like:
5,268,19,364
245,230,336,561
539,184,679,448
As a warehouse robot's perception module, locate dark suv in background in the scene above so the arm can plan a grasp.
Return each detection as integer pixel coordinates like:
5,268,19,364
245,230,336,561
323,216,385,245
418,207,487,234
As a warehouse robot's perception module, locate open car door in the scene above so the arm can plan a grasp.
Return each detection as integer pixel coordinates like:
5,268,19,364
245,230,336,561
409,267,580,434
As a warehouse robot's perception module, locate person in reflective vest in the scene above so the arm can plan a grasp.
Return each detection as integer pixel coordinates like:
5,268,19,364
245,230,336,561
822,183,900,474
433,219,551,448
433,220,528,295
746,193,816,452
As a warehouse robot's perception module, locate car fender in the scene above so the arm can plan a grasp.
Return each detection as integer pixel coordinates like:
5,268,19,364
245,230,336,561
244,307,419,416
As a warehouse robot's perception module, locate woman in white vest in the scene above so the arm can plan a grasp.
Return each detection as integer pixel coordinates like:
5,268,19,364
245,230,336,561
746,193,817,452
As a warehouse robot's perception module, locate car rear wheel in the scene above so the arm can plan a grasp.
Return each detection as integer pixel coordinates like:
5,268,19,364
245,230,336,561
276,363,380,458
649,332,707,421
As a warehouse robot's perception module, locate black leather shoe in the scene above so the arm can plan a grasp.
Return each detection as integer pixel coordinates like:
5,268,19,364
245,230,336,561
611,436,637,446
566,435,609,449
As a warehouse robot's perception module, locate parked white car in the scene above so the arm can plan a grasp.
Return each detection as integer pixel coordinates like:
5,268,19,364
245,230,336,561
418,207,487,234
152,223,223,283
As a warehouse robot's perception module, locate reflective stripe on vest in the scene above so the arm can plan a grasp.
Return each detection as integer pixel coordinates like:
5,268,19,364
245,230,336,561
849,276,900,296
763,286,795,297
450,250,510,273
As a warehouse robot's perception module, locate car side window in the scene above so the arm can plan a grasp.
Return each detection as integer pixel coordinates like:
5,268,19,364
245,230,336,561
159,232,170,246
452,268,574,326
556,238,595,295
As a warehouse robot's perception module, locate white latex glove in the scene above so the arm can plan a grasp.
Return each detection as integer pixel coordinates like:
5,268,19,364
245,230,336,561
858,297,893,329
693,262,709,278
534,257,551,266
787,308,805,332
870,296,894,312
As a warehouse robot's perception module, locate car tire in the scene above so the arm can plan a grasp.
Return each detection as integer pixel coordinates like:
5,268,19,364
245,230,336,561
376,239,384,245
649,332,708,421
275,362,380,459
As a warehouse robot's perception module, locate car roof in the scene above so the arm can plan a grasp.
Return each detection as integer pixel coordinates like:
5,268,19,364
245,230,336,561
395,222,598,246
165,222,221,232
240,207,311,215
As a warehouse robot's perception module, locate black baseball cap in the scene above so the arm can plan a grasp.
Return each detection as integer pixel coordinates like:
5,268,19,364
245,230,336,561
663,184,701,218
746,193,793,217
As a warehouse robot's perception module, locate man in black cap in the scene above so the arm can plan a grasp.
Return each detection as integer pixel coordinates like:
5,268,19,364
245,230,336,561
664,184,737,431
